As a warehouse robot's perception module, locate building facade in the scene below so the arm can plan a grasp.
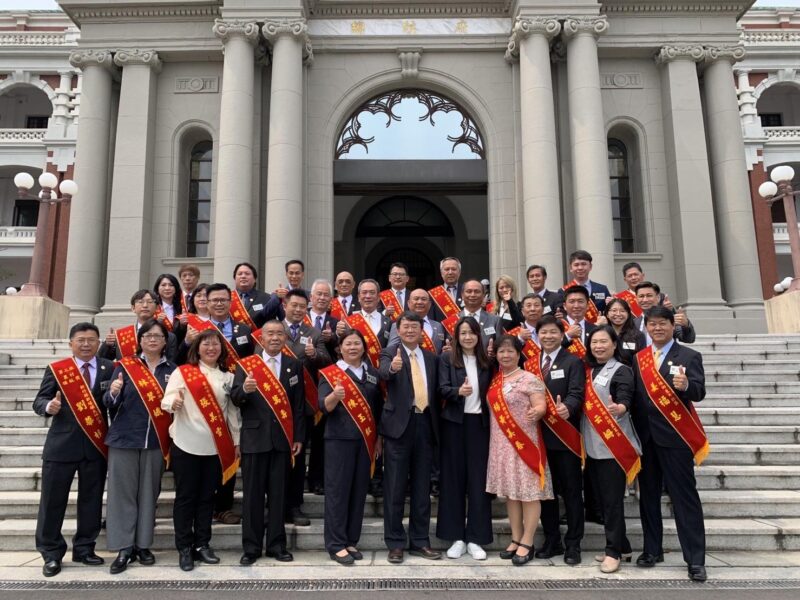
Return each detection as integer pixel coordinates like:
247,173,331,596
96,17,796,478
4,1,800,333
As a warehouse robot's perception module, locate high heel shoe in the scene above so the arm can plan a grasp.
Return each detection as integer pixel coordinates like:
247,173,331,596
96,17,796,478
511,542,534,566
499,540,520,560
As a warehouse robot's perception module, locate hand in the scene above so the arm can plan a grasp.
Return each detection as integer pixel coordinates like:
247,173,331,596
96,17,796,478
566,323,581,339
501,289,512,302
275,282,289,299
554,306,565,320
46,391,62,415
442,338,453,354
662,293,674,310
487,338,495,358
185,326,199,344
594,316,608,327
458,376,473,397
304,336,316,358
375,437,383,459
607,394,627,417
335,320,348,337
243,371,257,394
105,328,116,346
332,382,345,403
390,347,403,373
385,305,396,318
292,442,303,457
109,372,124,396
518,328,531,342
173,389,185,411
320,322,332,342
673,365,689,391
156,313,166,323
525,404,541,423
235,445,241,461
674,307,688,327
555,394,570,419
178,313,188,325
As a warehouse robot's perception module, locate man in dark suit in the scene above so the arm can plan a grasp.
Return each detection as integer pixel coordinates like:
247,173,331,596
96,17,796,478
232,320,305,565
533,315,586,564
388,289,448,354
632,305,707,582
517,293,545,348
634,282,696,344
233,261,283,327
459,279,504,351
334,271,360,317
558,250,612,314
526,264,559,314
34,322,114,577
308,279,340,376
274,259,309,299
428,256,465,321
339,279,392,348
379,312,441,564
98,289,178,362
178,263,201,310
561,285,599,353
380,262,412,320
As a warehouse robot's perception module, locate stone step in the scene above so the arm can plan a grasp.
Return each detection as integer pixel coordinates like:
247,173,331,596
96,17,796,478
703,425,800,444
705,382,800,395
695,408,800,426
707,370,800,383
701,394,800,408
0,428,47,446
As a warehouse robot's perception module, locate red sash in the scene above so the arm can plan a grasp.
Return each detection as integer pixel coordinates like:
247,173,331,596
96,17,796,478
507,326,541,363
420,329,436,354
524,357,584,464
303,313,313,328
584,367,641,483
379,289,403,322
49,358,108,460
180,292,189,313
319,364,377,476
118,356,172,463
562,280,599,324
487,372,547,489
485,301,495,313
428,285,460,319
441,314,458,337
230,290,257,329
115,325,138,359
185,316,239,373
238,355,295,463
615,289,643,318
153,305,175,332
178,364,239,483
346,313,382,368
280,343,322,424
636,349,709,465
330,297,346,321
561,319,587,361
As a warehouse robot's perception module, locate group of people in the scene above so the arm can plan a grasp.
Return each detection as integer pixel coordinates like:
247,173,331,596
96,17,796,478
32,250,709,582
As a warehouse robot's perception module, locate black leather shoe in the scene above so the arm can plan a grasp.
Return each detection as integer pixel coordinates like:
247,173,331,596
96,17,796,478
511,543,534,566
330,551,355,565
73,552,104,566
534,542,564,559
288,507,311,526
369,481,383,497
110,549,134,574
313,485,325,496
265,548,294,562
179,548,194,571
500,541,520,560
430,481,440,497
347,548,364,561
193,546,220,564
136,548,155,565
636,552,664,567
585,511,604,525
564,547,582,565
688,565,707,582
240,553,260,566
42,559,61,577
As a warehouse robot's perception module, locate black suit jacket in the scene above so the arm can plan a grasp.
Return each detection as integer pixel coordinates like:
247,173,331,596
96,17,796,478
633,316,697,344
437,352,492,427
540,348,585,451
236,288,284,327
632,343,705,448
334,295,360,316
428,283,464,322
378,346,440,443
556,281,612,313
308,311,340,361
318,364,383,441
33,358,115,462
98,324,178,363
345,312,392,349
561,320,598,352
231,354,306,453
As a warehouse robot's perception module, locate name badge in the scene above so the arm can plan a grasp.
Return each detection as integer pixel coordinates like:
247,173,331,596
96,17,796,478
384,330,390,339
252,303,264,311
623,342,637,350
437,332,445,341
164,374,171,382
502,313,512,321
100,381,109,390
484,326,496,336
595,375,609,387
502,383,513,395
236,336,248,345
366,374,377,385
289,375,299,386
299,336,310,346
669,365,681,376
550,370,565,380
543,306,552,314
593,292,605,300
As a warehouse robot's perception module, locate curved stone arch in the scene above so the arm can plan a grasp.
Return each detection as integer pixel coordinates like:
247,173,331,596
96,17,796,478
752,71,800,102
605,116,654,254
0,75,57,108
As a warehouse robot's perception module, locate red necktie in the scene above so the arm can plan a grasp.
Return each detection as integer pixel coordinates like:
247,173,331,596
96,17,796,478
81,362,92,387
541,355,551,380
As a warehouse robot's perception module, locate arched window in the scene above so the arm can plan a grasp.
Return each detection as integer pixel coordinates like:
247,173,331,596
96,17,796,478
608,138,634,254
188,140,212,257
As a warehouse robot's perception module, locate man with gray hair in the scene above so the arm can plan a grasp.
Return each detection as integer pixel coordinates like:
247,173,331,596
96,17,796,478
428,256,465,321
338,279,393,349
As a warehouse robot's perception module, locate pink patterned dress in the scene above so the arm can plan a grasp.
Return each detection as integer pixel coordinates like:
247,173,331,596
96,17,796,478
486,371,554,502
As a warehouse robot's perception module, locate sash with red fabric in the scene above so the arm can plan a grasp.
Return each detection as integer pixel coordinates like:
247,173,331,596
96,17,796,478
319,364,377,476
118,356,172,463
486,372,547,489
506,326,541,363
636,349,709,465
114,325,138,359
50,358,109,460
615,289,643,318
561,319,587,361
420,329,436,354
153,305,175,332
178,364,239,483
330,297,346,321
229,291,257,329
180,293,189,314
562,280,599,324
584,366,641,483
184,315,239,373
441,314,458,337
379,289,403,322
280,343,322,424
524,357,584,464
346,313,382,368
428,285,460,320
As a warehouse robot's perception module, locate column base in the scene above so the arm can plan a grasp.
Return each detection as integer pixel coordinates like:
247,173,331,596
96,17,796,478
765,291,800,334
729,302,768,334
0,296,70,339
94,305,136,334
680,302,733,336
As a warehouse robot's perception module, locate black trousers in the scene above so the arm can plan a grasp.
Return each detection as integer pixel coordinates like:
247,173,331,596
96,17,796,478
307,415,326,491
213,474,236,513
540,448,585,549
639,440,706,565
436,415,493,545
286,416,313,510
587,457,631,559
323,439,370,553
383,411,434,550
171,444,220,551
35,458,106,561
241,450,290,555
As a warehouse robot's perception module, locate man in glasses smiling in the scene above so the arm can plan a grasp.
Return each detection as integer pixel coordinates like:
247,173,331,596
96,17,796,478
98,289,178,362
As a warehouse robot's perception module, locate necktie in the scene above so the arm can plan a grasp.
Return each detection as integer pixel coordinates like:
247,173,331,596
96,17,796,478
81,362,92,387
448,286,457,300
409,352,428,412
290,323,299,341
315,315,323,330
215,321,224,331
268,357,278,376
541,354,551,380
342,298,348,313
397,290,403,306
654,348,662,368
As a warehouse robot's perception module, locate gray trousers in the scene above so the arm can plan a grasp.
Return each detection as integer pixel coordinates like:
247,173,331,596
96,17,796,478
106,447,164,551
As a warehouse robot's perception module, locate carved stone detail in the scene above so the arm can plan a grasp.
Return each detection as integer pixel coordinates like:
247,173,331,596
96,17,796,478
398,48,422,79
562,17,609,40
113,48,162,72
69,49,115,71
655,44,706,65
704,44,746,64
262,19,313,65
212,19,260,45
601,72,643,89
175,77,219,94
505,17,561,63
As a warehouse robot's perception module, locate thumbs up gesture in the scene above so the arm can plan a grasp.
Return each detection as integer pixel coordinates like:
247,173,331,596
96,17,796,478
110,372,124,396
442,338,453,354
673,365,689,391
335,320,348,337
173,389,185,411
459,375,473,397
333,382,345,402
487,337,495,358
243,370,257,394
46,391,62,415
275,282,289,299
304,335,316,358
105,327,116,346
385,304,396,318
674,306,688,327
390,347,403,373
555,394,570,419
320,321,332,342
607,394,626,417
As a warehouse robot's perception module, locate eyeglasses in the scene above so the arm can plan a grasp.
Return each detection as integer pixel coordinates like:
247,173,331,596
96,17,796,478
134,299,155,306
208,298,230,304
390,272,408,277
142,333,165,341
72,337,100,345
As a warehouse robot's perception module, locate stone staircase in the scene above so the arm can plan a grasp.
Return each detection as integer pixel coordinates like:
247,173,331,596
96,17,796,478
1,335,799,554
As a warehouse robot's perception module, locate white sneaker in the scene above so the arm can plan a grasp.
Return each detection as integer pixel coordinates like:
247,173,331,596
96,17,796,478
447,540,466,559
467,543,487,560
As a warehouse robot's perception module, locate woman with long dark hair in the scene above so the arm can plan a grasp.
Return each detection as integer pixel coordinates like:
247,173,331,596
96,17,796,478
153,274,185,342
603,298,646,366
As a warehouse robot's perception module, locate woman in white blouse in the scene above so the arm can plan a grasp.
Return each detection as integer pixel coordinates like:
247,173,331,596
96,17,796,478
436,316,495,560
162,329,240,572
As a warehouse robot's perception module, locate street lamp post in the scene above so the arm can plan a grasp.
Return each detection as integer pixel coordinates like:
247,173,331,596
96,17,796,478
13,171,78,298
759,165,800,294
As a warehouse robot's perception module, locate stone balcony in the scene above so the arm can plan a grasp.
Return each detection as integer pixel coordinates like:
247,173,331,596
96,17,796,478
0,227,35,258
0,129,46,146
764,127,800,144
773,222,800,255
0,29,76,47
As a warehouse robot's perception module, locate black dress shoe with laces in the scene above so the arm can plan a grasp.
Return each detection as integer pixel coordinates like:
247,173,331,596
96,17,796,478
179,548,194,571
193,546,220,564
688,565,707,582
73,552,104,565
636,552,664,567
42,559,61,577
265,548,294,562
534,542,564,559
110,548,135,574
240,553,260,566
136,548,155,565
564,547,582,565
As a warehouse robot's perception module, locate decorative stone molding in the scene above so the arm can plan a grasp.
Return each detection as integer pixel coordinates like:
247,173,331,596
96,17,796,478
736,69,758,126
397,48,422,79
562,17,609,40
601,72,643,89
654,44,705,65
113,48,162,72
0,31,69,46
69,49,115,71
212,19,260,45
72,5,220,21
504,17,561,63
742,29,800,45
602,2,751,15
262,19,313,65
306,0,508,17
175,76,219,94
0,129,46,144
704,44,746,64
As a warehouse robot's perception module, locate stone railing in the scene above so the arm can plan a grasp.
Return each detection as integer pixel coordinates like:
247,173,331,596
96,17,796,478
0,31,68,46
0,226,36,247
773,222,800,254
763,127,800,143
742,29,800,45
0,129,46,145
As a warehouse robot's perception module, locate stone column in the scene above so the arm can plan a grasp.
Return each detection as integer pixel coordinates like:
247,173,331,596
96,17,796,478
563,17,615,286
211,20,260,283
703,46,766,330
656,45,728,325
63,50,116,318
263,18,310,283
506,17,563,285
97,49,162,324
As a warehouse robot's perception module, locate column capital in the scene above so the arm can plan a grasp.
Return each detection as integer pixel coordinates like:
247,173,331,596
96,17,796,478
562,17,608,41
69,49,115,71
113,48,162,72
213,19,260,45
655,44,705,66
262,18,313,65
505,17,561,63
704,44,746,65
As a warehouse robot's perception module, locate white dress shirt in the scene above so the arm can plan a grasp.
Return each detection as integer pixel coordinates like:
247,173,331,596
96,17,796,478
462,354,482,414
337,358,365,380
361,310,382,334
74,356,97,388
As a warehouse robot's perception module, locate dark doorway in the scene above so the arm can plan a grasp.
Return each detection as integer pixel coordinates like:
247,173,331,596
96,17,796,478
374,246,439,290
